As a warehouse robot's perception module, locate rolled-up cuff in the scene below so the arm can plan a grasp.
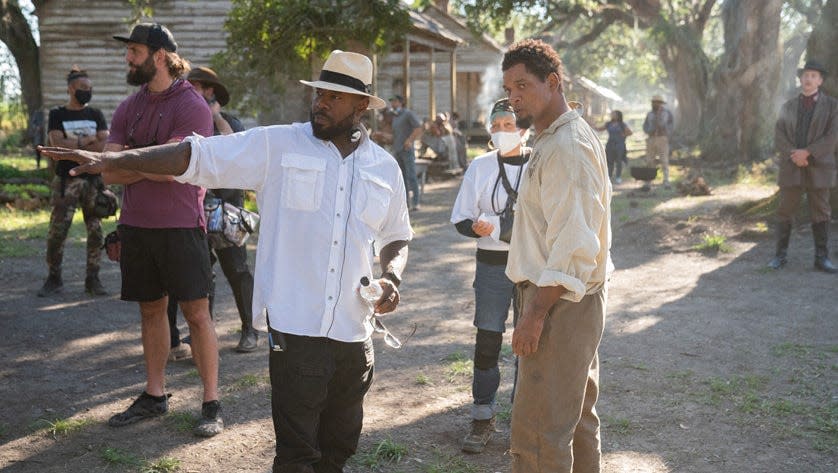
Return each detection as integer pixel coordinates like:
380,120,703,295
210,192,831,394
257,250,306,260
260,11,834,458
536,269,586,303
173,134,202,183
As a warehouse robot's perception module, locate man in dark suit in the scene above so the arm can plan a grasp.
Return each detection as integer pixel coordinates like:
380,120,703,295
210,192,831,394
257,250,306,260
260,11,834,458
770,60,837,273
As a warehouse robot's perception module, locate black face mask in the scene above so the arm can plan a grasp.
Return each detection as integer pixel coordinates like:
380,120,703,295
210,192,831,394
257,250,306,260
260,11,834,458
74,89,92,105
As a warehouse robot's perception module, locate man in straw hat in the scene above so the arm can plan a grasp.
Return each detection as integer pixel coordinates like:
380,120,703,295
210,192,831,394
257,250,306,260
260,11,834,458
39,49,412,472
770,59,837,273
642,94,674,188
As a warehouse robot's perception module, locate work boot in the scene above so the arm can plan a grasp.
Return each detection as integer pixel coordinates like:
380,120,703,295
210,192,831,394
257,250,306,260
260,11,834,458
85,274,108,296
767,222,792,270
461,417,496,454
194,400,224,437
37,274,63,297
235,329,259,353
812,222,837,273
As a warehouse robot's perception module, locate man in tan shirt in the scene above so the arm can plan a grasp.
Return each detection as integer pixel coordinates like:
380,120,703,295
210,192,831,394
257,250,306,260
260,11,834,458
502,39,612,473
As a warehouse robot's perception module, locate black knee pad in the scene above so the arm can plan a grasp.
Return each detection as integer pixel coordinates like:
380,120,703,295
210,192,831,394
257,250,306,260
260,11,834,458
474,329,503,370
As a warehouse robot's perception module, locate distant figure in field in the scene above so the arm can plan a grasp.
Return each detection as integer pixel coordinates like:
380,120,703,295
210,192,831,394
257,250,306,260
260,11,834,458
643,95,674,188
598,110,632,184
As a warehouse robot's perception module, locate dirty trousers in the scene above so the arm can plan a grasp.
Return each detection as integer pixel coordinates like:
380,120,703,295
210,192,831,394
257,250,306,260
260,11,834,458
510,282,605,473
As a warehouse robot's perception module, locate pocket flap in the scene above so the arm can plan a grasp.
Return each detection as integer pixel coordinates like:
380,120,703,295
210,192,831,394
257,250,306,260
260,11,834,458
358,169,392,193
281,153,326,171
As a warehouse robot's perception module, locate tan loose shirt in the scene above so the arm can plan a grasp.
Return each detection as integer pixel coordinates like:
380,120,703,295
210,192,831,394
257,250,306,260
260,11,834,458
505,109,613,302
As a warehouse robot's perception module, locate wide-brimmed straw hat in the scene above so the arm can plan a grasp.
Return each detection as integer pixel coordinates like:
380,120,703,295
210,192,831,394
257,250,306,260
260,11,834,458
300,50,386,110
186,67,230,106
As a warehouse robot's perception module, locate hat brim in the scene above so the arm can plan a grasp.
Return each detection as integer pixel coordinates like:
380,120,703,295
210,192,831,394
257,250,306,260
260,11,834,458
797,68,827,77
191,78,230,107
299,80,386,110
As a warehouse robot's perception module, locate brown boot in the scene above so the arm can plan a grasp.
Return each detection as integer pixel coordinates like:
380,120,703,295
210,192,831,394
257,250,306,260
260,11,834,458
461,417,495,453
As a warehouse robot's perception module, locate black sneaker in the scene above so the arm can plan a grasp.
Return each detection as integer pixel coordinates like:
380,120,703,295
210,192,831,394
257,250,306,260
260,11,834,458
37,275,63,297
235,329,259,353
85,275,108,296
194,400,224,437
108,392,170,427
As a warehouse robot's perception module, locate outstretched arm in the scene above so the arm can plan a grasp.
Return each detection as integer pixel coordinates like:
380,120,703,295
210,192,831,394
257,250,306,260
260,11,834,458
38,141,192,178
373,240,409,315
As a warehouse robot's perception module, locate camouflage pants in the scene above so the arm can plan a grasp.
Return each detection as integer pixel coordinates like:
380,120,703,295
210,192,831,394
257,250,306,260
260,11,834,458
45,175,104,277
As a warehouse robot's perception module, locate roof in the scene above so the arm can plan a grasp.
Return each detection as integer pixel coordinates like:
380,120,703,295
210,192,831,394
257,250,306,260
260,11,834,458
575,76,623,102
408,10,463,47
421,4,503,52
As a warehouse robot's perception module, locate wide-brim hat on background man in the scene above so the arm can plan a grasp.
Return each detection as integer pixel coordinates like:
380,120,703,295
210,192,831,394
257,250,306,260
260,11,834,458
300,50,386,110
186,67,230,106
114,23,177,53
797,60,828,77
651,95,666,103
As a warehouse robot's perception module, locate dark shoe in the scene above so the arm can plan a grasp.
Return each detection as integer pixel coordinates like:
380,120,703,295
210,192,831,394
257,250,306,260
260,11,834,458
108,392,169,427
235,329,259,353
815,256,838,273
37,275,63,297
461,417,495,453
767,255,786,270
85,275,108,296
194,400,223,437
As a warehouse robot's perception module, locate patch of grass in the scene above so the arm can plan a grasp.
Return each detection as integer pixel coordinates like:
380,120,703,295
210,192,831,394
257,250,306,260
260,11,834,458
231,373,267,389
771,342,811,358
415,373,432,386
602,415,632,435
665,370,694,381
692,233,732,254
703,375,769,411
496,401,512,422
500,344,513,359
424,449,480,473
141,457,181,473
166,411,197,433
35,417,93,438
185,368,200,379
101,447,143,467
443,351,469,362
358,438,409,468
0,207,118,258
446,358,473,382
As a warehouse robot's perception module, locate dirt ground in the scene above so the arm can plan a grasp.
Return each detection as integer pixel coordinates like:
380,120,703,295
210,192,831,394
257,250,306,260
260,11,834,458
0,174,836,473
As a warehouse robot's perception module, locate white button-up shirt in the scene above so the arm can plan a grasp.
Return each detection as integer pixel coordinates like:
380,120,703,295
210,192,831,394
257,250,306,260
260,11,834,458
178,123,413,342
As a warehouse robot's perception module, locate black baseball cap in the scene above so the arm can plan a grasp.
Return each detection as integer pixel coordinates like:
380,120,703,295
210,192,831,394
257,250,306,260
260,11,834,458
114,23,177,52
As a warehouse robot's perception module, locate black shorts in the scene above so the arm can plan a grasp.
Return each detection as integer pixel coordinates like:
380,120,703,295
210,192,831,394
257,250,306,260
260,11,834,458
118,225,212,302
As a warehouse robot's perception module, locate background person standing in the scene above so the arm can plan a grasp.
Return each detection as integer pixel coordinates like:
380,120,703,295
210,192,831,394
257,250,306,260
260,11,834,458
389,94,423,210
643,95,674,188
37,66,109,297
769,60,837,273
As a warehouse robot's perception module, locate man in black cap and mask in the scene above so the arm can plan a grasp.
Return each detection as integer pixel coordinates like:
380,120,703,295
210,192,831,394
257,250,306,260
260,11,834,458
37,66,109,297
770,60,838,273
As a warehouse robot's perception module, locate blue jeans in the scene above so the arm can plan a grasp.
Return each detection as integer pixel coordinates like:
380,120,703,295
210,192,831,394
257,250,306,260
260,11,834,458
395,147,420,207
471,260,518,420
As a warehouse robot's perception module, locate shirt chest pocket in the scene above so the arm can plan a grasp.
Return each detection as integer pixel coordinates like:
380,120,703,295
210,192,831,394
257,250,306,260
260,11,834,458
355,169,393,231
280,154,326,211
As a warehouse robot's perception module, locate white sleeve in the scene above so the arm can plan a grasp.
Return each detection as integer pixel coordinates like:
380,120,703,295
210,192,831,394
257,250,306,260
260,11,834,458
450,163,480,224
176,127,270,193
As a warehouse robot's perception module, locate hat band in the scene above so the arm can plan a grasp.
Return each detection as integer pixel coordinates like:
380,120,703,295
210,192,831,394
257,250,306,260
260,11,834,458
319,70,370,94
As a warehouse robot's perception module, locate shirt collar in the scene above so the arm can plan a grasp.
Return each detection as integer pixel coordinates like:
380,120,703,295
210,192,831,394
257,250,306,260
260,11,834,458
538,108,580,139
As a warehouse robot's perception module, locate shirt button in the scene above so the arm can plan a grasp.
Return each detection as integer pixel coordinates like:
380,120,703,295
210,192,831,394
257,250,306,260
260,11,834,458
337,213,341,217
340,187,344,191
328,296,333,301
330,268,335,273
333,241,338,245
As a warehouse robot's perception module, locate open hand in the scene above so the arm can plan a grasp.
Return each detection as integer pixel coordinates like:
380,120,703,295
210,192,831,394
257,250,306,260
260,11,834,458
37,146,108,176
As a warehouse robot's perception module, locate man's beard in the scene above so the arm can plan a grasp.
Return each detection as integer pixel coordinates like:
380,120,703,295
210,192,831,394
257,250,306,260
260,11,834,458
310,110,355,141
127,54,157,86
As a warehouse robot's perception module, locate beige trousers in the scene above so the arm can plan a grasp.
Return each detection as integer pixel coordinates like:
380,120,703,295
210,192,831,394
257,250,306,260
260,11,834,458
510,282,606,473
646,135,670,183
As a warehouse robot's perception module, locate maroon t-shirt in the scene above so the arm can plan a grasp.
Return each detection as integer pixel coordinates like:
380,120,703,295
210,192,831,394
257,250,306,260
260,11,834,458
108,79,213,229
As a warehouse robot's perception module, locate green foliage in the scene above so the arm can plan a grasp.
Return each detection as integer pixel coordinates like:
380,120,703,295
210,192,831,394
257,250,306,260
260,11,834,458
0,182,49,200
166,411,197,433
424,448,480,473
358,438,409,467
692,233,731,254
214,0,411,114
101,447,143,467
33,417,93,438
141,457,181,473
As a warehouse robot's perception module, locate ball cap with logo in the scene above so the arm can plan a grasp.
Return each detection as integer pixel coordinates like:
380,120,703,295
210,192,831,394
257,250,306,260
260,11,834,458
299,50,386,110
114,23,178,53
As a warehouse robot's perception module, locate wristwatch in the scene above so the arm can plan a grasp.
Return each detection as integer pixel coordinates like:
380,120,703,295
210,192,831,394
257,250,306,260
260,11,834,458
380,271,401,287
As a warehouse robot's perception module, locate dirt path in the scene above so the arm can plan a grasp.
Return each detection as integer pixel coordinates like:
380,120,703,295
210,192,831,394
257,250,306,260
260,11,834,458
0,176,835,473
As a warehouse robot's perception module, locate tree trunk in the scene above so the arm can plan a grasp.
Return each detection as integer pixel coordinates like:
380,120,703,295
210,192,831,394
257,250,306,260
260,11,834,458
806,0,838,96
702,0,783,164
0,0,42,135
658,27,710,144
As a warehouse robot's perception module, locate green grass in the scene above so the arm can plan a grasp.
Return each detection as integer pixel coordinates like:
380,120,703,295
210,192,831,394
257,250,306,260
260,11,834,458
0,207,118,258
101,447,143,467
602,415,632,435
424,448,481,473
446,359,473,382
34,417,94,438
771,342,811,358
141,457,182,473
415,373,432,386
231,373,268,389
443,351,469,362
496,401,512,422
692,233,732,254
357,438,409,468
166,411,197,433
185,368,200,379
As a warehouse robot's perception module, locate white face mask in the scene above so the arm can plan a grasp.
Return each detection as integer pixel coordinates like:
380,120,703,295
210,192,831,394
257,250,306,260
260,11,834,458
491,131,522,155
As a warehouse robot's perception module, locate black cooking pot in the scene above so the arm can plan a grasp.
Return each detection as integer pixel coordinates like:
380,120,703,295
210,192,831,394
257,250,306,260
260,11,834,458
630,166,658,182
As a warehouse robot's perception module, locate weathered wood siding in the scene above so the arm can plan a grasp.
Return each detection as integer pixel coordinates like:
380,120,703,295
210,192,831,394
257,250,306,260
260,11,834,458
39,0,232,122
